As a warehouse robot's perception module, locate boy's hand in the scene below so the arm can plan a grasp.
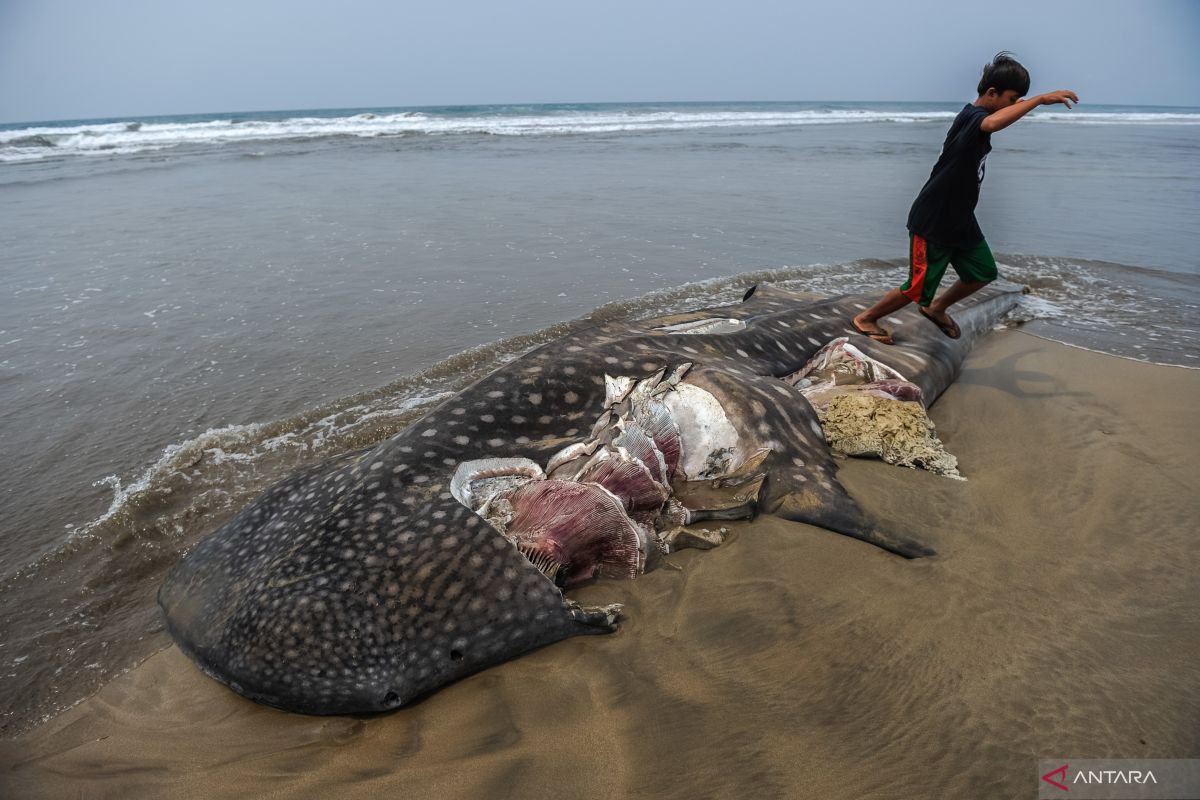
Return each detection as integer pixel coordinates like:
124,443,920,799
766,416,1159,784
1038,90,1079,109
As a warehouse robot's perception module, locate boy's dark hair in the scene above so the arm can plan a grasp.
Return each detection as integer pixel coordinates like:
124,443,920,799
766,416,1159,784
977,51,1030,97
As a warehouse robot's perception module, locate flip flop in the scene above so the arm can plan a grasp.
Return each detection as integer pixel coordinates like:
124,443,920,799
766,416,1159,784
918,307,960,339
852,319,894,345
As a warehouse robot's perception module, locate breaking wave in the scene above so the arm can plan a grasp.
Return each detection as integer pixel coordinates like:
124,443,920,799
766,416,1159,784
4,104,1197,163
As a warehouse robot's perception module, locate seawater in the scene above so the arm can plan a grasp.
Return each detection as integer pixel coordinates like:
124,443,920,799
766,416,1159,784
0,101,1197,735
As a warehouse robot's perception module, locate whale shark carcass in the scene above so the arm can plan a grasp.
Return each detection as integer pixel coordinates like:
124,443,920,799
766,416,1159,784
159,282,1023,714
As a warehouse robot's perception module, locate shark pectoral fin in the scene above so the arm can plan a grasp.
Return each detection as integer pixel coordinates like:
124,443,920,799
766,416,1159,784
772,485,935,559
846,524,935,560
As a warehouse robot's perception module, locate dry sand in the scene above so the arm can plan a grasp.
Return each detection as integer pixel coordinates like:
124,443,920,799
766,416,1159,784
2,331,1198,799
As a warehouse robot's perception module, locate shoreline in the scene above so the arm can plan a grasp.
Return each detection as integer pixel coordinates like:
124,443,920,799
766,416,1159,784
3,330,1197,798
1017,328,1200,369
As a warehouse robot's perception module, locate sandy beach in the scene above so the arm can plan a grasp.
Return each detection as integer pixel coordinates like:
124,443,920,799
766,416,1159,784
2,329,1197,798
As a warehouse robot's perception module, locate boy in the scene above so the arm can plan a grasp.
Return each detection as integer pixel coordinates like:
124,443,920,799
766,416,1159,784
852,53,1078,344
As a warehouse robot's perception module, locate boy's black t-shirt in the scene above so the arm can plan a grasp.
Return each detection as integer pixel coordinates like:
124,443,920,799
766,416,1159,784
907,103,992,249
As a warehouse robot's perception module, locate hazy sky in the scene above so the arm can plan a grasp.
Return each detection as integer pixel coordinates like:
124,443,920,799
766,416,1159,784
1,0,1197,123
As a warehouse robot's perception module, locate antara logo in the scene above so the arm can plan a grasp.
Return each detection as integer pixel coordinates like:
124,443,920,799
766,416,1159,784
1042,762,1160,790
1042,764,1069,791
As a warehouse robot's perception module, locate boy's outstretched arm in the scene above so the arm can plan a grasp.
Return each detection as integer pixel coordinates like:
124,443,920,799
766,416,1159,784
981,90,1080,133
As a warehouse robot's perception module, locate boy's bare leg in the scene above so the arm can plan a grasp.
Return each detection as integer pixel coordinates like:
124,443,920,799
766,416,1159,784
852,288,912,343
924,279,990,328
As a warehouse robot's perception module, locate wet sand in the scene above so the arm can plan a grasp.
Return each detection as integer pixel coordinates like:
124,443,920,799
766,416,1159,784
2,330,1198,799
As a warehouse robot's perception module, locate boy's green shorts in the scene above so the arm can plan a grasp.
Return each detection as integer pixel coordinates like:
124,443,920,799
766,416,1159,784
900,233,997,307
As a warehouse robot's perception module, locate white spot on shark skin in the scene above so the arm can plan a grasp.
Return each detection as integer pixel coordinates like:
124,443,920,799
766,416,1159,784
454,436,470,445
889,349,925,368
421,429,437,437
451,407,466,415
809,420,824,437
807,337,822,346
564,391,579,404
488,438,505,447
488,390,505,398
480,414,495,423
370,461,384,470
528,393,542,405
564,366,576,375
604,356,619,364
736,348,749,358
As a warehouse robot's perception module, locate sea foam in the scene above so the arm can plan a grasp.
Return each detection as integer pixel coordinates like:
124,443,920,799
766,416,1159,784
3,105,1197,163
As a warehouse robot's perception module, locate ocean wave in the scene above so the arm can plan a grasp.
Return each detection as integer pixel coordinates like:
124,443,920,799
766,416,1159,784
8,134,56,148
1036,111,1200,125
10,391,455,581
4,106,1197,163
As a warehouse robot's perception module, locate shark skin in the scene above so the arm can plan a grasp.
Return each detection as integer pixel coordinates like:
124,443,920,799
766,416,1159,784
159,282,1023,715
